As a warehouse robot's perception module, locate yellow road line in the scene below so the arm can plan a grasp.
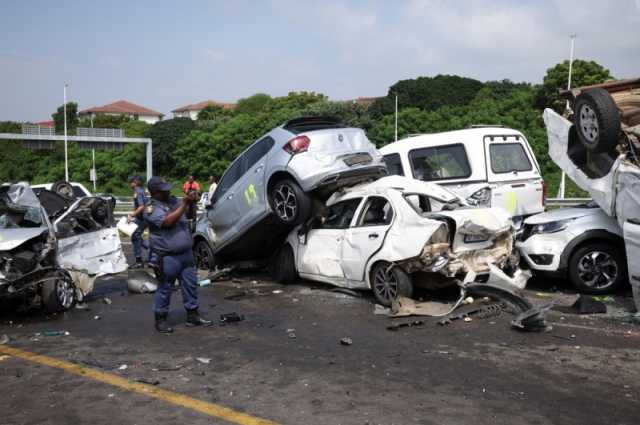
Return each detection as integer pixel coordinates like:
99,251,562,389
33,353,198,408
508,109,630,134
0,345,280,425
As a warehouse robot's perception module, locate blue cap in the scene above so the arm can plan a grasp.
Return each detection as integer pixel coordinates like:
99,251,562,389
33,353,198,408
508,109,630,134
147,176,173,192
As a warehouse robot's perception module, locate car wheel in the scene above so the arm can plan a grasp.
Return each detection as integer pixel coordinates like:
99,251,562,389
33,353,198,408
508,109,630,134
41,271,76,313
269,179,311,226
574,88,621,153
194,239,215,271
370,262,413,307
273,244,298,284
569,242,627,295
51,180,76,199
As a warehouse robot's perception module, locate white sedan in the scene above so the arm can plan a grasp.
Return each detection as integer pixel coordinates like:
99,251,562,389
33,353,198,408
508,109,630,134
273,176,517,306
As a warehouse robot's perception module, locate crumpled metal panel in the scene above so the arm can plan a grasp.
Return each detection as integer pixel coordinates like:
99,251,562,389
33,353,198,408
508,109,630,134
57,227,128,275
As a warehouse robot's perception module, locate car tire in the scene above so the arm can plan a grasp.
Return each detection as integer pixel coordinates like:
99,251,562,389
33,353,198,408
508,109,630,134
574,88,621,153
269,179,311,226
51,180,76,199
568,242,627,295
273,244,298,284
194,239,215,271
370,262,413,307
41,271,76,313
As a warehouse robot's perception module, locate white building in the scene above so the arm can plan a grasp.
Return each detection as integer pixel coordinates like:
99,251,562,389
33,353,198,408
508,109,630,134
79,100,164,124
171,100,235,120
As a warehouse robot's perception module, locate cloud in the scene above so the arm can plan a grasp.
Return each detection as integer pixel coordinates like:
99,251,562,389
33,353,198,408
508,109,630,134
203,48,225,63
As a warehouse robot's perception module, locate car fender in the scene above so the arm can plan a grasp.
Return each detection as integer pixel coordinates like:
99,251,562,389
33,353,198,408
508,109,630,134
558,229,626,270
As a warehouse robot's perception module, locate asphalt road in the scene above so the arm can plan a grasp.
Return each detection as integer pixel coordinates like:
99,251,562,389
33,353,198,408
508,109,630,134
1,269,639,425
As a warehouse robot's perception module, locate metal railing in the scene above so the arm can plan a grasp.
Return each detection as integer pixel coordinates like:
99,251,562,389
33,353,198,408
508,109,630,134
22,124,55,136
77,127,125,138
545,198,591,208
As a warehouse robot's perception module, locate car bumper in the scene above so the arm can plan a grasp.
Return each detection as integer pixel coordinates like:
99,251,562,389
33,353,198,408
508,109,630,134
516,232,573,272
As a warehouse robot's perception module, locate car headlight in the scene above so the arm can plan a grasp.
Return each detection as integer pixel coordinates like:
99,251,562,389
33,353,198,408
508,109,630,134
530,218,575,235
464,234,490,243
466,188,491,207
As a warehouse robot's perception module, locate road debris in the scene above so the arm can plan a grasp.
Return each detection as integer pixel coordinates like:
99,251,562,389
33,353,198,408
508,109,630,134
196,357,211,365
572,295,607,314
43,330,69,337
118,364,128,370
93,315,101,320
340,337,353,346
208,267,232,282
103,297,112,305
198,279,211,287
511,304,553,332
387,320,424,331
127,270,158,294
220,312,244,324
135,378,160,386
0,334,9,345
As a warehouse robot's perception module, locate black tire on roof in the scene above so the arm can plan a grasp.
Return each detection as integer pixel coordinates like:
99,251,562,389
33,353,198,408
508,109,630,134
574,88,621,153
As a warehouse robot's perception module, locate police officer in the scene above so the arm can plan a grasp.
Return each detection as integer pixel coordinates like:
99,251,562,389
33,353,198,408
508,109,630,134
128,175,148,268
144,176,212,333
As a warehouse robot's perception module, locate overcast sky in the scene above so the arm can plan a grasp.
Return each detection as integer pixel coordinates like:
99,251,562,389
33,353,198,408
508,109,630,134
1,0,639,122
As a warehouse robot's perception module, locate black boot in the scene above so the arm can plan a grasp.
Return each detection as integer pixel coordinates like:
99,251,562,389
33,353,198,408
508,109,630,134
155,312,173,333
186,309,213,327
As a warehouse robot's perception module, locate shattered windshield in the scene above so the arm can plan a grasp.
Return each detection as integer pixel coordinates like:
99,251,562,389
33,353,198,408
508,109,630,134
0,183,45,228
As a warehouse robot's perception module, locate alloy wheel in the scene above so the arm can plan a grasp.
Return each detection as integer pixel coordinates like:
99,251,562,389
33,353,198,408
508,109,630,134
56,278,75,309
577,250,618,289
373,266,398,304
579,104,599,143
273,184,298,222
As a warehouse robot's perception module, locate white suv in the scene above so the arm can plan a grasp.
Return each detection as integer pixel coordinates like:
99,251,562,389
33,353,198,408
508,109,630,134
379,126,545,226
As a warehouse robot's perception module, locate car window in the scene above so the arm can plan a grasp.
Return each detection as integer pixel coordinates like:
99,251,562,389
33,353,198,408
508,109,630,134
409,144,471,182
317,198,362,229
383,153,404,176
489,143,533,174
357,196,394,226
245,136,275,170
214,157,244,202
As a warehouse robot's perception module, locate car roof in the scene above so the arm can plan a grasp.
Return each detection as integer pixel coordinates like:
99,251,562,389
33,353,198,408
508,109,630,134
281,116,347,134
379,126,526,154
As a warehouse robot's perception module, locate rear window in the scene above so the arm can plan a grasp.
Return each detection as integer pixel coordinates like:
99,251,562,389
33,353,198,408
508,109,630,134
409,144,471,182
489,143,532,174
383,153,404,176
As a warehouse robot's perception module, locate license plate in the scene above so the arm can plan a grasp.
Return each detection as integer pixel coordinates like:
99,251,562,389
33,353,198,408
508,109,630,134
343,153,372,166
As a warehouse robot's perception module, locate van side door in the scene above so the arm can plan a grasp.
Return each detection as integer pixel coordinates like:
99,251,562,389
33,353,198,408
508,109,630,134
483,134,544,220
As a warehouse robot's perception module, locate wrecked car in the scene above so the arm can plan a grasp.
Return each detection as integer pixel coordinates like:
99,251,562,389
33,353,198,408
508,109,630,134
546,78,640,305
276,176,519,306
379,125,545,227
194,116,387,268
517,202,626,294
0,182,127,313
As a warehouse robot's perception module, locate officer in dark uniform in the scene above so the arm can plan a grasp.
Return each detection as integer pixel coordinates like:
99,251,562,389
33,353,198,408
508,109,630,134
128,175,148,268
144,176,212,333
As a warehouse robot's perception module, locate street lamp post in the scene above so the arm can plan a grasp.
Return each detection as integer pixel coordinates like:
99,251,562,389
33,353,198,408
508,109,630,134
558,34,577,200
63,83,69,181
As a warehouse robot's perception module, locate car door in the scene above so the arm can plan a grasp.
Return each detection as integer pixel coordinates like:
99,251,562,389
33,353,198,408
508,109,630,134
297,198,362,280
208,156,244,249
623,218,640,306
341,196,394,282
232,136,274,230
483,135,544,219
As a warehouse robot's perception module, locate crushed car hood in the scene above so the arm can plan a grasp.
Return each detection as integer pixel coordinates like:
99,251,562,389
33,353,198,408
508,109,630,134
0,227,49,251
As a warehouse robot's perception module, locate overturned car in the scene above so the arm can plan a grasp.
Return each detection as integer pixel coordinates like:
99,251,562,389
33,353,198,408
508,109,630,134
0,182,127,313
276,176,519,306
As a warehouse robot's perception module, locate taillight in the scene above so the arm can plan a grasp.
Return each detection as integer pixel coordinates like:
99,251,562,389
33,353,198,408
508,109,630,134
283,135,310,154
541,180,547,207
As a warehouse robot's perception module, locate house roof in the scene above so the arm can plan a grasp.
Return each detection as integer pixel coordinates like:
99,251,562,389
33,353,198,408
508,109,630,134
35,120,54,127
79,100,163,117
172,99,236,113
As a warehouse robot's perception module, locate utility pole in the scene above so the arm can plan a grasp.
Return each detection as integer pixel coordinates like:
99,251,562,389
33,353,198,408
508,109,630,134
394,94,398,142
558,34,576,199
63,83,69,181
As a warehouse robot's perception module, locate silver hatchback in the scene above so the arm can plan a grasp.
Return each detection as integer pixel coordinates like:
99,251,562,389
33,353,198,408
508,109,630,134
194,117,386,266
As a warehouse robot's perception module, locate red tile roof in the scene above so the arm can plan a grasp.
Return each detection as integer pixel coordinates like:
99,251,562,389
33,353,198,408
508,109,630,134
172,99,236,113
79,100,163,117
35,120,54,127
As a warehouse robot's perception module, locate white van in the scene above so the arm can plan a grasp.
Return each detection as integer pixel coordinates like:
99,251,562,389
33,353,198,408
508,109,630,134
379,126,545,225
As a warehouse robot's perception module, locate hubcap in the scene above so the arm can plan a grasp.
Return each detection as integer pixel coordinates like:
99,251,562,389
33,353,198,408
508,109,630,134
577,251,618,289
273,184,298,222
56,278,75,309
373,265,398,304
579,104,599,143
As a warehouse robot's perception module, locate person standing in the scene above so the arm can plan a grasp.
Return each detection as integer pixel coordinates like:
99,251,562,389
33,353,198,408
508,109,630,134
128,175,148,268
182,174,201,232
206,175,218,206
144,176,212,333
182,174,200,195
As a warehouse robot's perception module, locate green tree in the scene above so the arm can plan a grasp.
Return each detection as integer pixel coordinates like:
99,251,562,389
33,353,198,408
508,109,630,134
52,102,79,135
235,93,272,114
145,118,196,176
535,59,613,112
197,104,232,121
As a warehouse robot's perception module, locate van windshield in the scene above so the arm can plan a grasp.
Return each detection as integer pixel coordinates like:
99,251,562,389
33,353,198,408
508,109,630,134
409,144,471,182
